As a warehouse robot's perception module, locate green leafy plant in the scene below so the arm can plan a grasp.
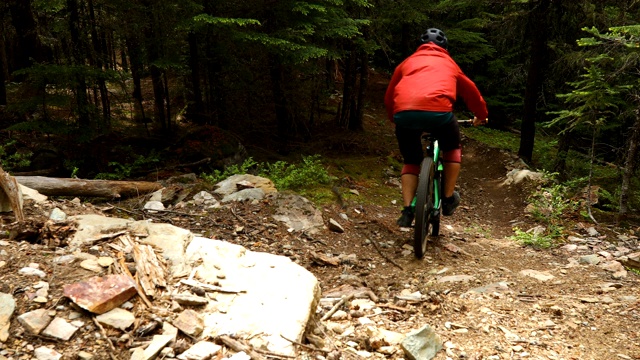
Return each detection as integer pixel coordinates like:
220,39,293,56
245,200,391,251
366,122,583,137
511,225,562,249
510,172,577,248
200,157,259,184
202,155,334,191
95,150,161,180
0,140,32,171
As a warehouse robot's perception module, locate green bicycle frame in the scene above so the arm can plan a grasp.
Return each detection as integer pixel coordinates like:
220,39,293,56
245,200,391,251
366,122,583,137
410,140,442,210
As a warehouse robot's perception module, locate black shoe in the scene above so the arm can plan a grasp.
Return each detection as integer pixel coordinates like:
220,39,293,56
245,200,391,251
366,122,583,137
442,191,460,216
396,206,415,227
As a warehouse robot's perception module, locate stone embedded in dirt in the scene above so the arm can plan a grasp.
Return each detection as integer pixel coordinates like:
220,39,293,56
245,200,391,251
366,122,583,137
131,334,174,360
437,275,475,283
17,309,53,335
18,266,47,278
41,317,80,341
80,259,103,272
144,200,165,210
270,193,325,234
401,324,442,360
214,174,277,196
49,208,67,221
0,293,16,342
176,341,222,360
586,227,599,237
63,274,137,314
221,188,265,203
173,309,204,336
501,169,544,186
34,346,62,360
579,254,602,265
519,269,555,282
171,294,209,306
328,218,345,233
96,308,135,331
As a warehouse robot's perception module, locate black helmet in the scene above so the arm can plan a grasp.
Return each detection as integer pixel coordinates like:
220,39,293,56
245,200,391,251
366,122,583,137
420,28,448,49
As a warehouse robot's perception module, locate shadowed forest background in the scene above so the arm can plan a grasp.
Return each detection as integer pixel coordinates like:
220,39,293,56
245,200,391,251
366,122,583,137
0,0,639,223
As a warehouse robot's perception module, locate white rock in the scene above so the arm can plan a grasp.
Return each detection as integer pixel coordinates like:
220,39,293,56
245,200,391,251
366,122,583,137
34,346,62,360
176,341,221,360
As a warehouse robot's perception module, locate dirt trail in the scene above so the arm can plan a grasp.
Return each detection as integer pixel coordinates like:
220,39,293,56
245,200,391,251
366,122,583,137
307,131,640,359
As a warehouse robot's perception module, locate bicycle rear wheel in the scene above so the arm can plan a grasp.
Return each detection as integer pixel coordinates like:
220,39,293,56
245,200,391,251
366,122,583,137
414,157,435,259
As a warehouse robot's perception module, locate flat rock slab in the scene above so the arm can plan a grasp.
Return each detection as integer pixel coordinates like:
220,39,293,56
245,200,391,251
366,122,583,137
186,237,321,356
63,274,137,314
270,193,325,234
69,214,193,276
0,293,15,342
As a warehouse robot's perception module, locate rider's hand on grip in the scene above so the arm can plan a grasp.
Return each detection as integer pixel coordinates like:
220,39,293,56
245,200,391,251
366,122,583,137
472,116,488,127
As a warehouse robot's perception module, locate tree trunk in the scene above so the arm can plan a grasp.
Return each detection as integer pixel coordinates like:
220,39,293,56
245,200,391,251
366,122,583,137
67,0,91,128
269,54,292,153
0,51,6,105
619,113,640,220
87,0,111,129
150,65,166,129
15,176,163,198
7,0,42,73
0,166,25,222
349,51,369,132
553,128,571,179
340,48,357,127
518,0,551,164
126,37,146,122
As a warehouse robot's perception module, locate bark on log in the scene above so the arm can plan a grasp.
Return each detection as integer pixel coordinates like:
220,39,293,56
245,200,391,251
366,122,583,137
0,166,25,221
15,176,162,198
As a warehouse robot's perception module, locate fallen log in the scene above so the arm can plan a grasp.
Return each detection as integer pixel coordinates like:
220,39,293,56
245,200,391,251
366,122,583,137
14,176,163,198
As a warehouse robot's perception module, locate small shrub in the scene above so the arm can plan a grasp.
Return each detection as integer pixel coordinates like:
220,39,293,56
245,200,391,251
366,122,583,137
201,155,335,191
0,140,32,171
511,225,563,249
95,150,161,180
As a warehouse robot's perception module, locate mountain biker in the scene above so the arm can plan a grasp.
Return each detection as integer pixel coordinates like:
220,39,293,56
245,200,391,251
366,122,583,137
384,28,488,227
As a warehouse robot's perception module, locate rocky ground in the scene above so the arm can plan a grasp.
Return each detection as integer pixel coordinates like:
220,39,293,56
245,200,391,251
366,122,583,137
1,120,640,360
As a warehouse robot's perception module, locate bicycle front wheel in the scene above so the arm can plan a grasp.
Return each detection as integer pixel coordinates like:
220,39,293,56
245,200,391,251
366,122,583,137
414,157,435,259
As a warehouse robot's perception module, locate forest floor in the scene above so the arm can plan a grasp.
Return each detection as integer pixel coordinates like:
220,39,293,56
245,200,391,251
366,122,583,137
1,82,640,360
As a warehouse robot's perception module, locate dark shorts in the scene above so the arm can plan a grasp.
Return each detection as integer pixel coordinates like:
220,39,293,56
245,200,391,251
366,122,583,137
394,111,461,165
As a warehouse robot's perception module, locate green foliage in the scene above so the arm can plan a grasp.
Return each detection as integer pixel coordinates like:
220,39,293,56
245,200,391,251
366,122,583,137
201,155,334,191
200,158,259,184
95,150,161,180
0,141,32,171
260,155,334,190
511,225,562,249
510,172,581,249
527,175,579,223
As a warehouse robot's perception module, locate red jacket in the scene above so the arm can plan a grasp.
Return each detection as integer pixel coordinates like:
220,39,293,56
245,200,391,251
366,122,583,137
384,43,488,122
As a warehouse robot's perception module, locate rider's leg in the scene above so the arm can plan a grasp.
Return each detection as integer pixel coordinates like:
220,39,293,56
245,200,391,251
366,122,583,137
401,173,419,207
443,162,460,198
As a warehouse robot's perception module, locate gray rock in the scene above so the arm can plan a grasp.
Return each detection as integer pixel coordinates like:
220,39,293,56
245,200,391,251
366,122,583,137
41,317,80,341
401,324,443,360
519,269,555,282
221,188,265,203
96,308,135,331
0,293,16,342
17,309,53,335
173,309,203,337
176,341,222,360
579,254,602,265
49,208,67,221
328,218,345,233
271,193,324,234
437,275,475,283
144,201,165,210
214,174,277,196
34,346,62,360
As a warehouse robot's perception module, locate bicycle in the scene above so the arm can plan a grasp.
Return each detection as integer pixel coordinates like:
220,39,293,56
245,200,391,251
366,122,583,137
412,119,474,258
